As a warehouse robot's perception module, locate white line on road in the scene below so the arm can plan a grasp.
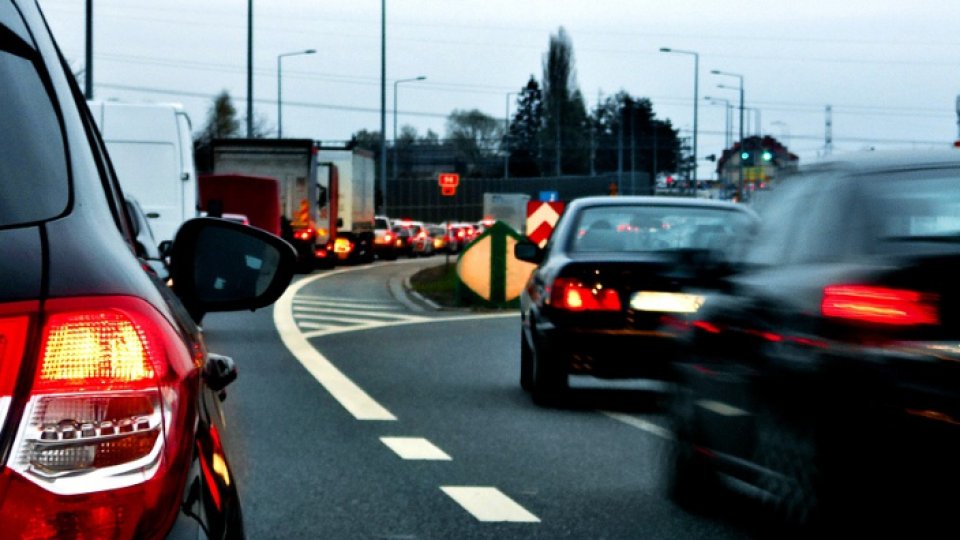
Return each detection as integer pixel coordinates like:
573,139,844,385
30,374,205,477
274,268,397,421
380,437,452,461
602,411,674,441
440,486,540,523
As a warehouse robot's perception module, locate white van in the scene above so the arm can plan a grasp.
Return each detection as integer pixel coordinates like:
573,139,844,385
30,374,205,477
87,100,198,244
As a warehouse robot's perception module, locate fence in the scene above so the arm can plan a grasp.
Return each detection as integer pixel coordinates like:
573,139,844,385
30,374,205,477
384,171,652,223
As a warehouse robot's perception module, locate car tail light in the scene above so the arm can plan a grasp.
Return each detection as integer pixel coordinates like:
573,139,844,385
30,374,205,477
334,237,354,254
822,285,939,326
549,278,621,311
294,227,315,242
384,232,394,242
1,296,200,539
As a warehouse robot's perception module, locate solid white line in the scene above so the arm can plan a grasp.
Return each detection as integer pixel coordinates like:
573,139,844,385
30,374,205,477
297,321,327,330
294,294,398,306
602,411,674,441
440,486,540,523
380,437,452,461
293,298,400,310
274,269,396,421
294,306,420,321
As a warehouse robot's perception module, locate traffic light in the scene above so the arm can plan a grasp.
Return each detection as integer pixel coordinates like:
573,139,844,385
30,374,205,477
761,150,773,162
740,150,754,166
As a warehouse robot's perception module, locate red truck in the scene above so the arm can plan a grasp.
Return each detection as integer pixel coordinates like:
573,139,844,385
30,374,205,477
198,173,281,236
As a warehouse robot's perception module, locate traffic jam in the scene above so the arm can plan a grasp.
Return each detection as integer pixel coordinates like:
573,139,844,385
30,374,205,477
6,0,960,538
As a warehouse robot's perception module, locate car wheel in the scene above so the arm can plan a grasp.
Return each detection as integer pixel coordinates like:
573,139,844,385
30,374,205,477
663,382,716,510
520,329,533,392
529,332,566,406
752,410,822,532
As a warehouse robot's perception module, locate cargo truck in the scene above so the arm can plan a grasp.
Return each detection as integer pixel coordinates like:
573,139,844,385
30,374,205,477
210,139,334,268
316,146,376,264
198,173,281,236
210,140,376,267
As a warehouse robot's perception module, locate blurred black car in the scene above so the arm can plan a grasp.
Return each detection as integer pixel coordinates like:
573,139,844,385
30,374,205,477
514,196,758,405
665,150,960,533
0,2,295,538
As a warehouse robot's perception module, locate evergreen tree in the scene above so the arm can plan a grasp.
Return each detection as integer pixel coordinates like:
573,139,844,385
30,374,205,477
541,27,589,176
506,76,543,177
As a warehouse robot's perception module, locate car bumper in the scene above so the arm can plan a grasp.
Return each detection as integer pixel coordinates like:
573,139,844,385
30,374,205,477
533,321,678,379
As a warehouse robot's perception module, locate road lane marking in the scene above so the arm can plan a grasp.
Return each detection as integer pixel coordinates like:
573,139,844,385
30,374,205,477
275,267,518,418
274,268,397,421
440,487,540,523
294,306,423,322
695,399,750,417
380,437,452,460
602,411,673,440
294,297,401,310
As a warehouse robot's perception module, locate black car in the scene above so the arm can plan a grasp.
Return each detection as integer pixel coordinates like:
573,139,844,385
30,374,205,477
0,2,295,537
514,196,758,405
665,150,960,533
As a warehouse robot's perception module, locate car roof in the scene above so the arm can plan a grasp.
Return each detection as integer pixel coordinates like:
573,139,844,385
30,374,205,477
565,195,757,216
795,149,960,177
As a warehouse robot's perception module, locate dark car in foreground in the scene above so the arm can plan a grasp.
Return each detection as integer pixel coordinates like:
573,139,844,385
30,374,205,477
514,196,758,405
0,2,296,537
665,150,960,534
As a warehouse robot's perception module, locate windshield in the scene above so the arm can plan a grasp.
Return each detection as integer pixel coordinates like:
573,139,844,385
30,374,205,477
568,205,755,255
868,169,960,252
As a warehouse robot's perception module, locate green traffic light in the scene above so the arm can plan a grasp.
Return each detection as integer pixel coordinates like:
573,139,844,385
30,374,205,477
762,151,773,161
740,151,750,160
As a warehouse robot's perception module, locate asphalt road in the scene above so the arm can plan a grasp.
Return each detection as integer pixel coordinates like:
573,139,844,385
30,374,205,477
202,258,752,539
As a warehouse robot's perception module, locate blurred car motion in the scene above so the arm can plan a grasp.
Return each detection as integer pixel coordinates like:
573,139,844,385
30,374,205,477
666,150,960,533
0,2,296,537
514,196,758,405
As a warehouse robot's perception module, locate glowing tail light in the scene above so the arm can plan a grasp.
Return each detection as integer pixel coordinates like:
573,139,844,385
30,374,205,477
822,285,939,326
294,228,315,242
1,297,199,539
549,277,621,312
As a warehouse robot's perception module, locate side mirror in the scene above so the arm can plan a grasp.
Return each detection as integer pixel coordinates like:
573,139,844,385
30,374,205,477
169,218,297,323
514,238,544,264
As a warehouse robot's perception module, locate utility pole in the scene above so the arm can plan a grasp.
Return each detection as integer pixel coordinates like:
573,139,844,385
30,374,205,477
84,0,93,99
246,0,253,138
379,0,387,215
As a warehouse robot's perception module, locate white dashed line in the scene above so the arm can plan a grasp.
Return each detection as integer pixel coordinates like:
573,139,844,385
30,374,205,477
602,411,674,440
440,486,540,523
380,437,452,461
695,399,750,417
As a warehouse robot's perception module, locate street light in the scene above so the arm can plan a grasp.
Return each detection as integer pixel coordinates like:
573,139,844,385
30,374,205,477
276,49,316,138
504,91,518,179
713,70,745,199
660,47,699,194
704,96,732,149
392,76,426,189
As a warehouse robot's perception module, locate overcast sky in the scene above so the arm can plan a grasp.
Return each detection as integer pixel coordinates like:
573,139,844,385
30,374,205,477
37,0,960,179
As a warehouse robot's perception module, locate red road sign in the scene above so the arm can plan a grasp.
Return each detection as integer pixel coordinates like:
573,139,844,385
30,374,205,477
441,185,457,196
526,200,565,247
438,172,460,187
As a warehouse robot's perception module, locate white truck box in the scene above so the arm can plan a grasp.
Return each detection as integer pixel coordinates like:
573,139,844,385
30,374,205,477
482,192,531,235
87,100,197,245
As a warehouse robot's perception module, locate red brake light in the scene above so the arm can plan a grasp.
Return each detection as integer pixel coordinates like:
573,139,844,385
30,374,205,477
822,285,939,326
295,228,315,241
549,278,621,311
1,296,199,538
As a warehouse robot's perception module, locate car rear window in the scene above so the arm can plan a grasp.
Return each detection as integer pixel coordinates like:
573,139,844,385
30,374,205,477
569,205,756,256
375,218,389,229
866,169,960,254
0,9,69,227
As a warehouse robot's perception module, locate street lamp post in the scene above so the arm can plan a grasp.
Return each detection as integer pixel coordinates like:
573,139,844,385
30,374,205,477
660,48,699,194
276,49,315,139
712,70,745,199
504,91,518,179
704,96,732,149
392,76,426,191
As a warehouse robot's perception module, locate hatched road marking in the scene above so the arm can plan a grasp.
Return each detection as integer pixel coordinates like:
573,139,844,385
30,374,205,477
441,486,540,523
380,437,452,461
